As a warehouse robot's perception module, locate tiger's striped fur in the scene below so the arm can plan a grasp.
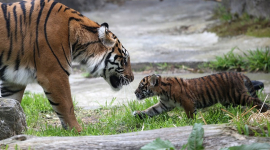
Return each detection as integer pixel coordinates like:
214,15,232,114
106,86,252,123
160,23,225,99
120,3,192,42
0,0,134,132
134,72,268,119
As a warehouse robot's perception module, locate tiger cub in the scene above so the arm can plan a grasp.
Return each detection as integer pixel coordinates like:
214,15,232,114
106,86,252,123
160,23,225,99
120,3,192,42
133,72,268,119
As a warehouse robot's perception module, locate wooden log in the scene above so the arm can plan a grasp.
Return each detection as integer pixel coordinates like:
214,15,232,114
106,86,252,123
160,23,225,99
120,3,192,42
1,124,270,150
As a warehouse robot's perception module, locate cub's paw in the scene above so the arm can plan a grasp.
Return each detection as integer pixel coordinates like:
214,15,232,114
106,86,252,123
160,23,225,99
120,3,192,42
259,103,269,112
133,111,147,119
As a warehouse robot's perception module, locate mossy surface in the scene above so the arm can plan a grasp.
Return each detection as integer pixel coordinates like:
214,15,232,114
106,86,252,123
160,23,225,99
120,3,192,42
209,5,270,38
208,18,270,37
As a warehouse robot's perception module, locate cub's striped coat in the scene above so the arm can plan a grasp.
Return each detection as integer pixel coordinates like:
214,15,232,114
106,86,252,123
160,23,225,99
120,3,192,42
0,0,134,132
134,72,268,118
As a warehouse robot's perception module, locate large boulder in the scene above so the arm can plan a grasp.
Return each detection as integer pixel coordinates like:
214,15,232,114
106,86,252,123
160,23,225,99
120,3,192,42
0,98,27,140
222,0,270,19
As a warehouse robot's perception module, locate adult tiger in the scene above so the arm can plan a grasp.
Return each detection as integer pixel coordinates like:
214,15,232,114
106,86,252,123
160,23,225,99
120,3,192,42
0,0,134,132
133,72,267,119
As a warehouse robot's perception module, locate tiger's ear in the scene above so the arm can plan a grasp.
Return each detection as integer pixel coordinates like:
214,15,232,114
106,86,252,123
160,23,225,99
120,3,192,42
98,23,116,48
150,74,159,87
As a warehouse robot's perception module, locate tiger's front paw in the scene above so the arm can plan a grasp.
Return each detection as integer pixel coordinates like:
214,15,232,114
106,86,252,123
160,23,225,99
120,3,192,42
133,111,147,119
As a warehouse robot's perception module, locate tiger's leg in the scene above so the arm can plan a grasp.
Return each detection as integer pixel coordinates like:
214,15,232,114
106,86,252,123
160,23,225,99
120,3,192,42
133,101,175,119
37,73,82,132
181,98,196,119
1,81,26,102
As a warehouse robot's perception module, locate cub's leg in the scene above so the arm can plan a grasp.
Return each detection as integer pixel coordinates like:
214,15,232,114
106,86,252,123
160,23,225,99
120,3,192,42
133,101,175,119
240,92,268,112
1,81,26,102
37,73,82,132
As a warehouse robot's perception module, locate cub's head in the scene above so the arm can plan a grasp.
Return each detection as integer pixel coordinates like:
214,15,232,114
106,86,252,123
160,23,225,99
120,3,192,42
97,23,134,91
135,74,161,100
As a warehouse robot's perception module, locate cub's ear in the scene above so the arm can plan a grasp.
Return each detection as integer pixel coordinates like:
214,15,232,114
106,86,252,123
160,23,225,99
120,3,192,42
98,22,116,48
150,74,159,87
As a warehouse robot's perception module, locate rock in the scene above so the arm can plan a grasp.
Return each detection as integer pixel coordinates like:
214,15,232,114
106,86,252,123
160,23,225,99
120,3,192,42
245,0,270,19
0,98,27,140
230,0,246,16
222,0,270,19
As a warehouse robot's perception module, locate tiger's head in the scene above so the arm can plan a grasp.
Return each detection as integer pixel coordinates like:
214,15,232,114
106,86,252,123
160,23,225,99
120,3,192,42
97,23,134,90
135,74,161,100
72,22,134,91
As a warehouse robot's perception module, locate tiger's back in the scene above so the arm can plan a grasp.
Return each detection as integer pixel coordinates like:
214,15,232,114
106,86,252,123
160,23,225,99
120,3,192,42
134,72,268,119
0,0,93,84
186,72,258,109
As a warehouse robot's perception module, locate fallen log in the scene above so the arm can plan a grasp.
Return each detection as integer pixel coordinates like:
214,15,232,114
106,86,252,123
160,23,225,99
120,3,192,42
1,124,270,150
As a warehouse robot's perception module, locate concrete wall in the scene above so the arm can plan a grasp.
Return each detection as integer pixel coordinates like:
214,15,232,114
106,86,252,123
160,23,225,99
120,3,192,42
222,0,270,19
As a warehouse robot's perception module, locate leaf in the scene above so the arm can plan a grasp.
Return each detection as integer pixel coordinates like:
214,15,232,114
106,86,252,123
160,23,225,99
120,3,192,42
187,123,204,150
220,143,270,150
140,138,175,150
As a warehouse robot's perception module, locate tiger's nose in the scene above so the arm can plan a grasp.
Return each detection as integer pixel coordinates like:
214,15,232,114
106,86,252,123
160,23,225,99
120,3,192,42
130,74,134,82
125,74,134,82
134,91,139,97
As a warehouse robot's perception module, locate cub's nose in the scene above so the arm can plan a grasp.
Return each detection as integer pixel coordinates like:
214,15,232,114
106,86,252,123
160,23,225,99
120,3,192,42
134,90,139,97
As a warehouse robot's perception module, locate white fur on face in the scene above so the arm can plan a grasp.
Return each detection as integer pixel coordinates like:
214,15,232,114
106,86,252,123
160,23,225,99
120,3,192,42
86,53,107,76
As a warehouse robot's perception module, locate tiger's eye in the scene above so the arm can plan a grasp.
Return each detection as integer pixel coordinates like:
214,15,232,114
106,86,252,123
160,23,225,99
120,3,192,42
143,78,145,82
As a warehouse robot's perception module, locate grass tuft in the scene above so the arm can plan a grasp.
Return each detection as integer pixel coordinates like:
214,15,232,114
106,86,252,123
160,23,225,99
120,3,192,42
205,47,270,72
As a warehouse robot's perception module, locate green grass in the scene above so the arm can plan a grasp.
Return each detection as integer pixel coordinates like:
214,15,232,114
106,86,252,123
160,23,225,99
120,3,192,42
21,91,270,137
205,47,270,72
212,4,232,22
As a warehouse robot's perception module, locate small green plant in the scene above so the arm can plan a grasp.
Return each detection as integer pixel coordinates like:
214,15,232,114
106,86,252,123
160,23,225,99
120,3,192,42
207,47,245,71
186,123,204,150
157,63,168,70
206,47,270,72
140,138,175,150
82,72,92,78
213,4,232,21
97,97,117,109
244,47,270,72
140,123,204,150
0,144,9,150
